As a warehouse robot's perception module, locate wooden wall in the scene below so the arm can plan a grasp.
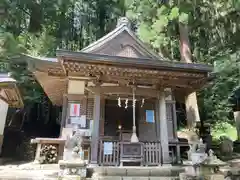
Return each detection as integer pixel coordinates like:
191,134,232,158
138,101,157,141
65,96,176,142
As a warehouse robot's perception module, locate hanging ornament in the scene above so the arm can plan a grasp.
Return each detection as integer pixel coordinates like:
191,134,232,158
141,98,145,108
125,98,128,109
118,97,121,107
133,99,137,108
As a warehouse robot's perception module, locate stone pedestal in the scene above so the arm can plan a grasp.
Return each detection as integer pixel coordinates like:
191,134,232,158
59,160,87,179
179,173,224,180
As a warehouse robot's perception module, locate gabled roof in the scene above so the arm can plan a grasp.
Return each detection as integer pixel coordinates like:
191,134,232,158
0,73,24,108
57,50,213,73
0,73,16,83
81,17,160,59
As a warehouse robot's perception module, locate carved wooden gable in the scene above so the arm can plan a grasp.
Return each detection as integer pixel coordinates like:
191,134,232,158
87,31,153,59
81,17,159,59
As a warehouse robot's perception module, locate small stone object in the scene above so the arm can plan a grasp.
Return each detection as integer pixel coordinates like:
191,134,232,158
188,137,206,161
59,160,86,177
204,149,227,166
220,136,233,157
117,17,131,28
64,130,84,160
197,139,206,153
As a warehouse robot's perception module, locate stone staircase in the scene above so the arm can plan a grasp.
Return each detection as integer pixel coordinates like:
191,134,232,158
87,166,184,180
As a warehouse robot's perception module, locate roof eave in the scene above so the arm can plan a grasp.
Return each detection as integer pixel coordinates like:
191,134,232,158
57,50,213,73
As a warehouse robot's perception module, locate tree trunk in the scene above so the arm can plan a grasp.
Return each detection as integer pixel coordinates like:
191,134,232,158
179,22,200,129
28,1,42,33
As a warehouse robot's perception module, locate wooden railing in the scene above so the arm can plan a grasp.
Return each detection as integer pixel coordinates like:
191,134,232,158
98,138,162,166
98,138,120,166
144,142,161,166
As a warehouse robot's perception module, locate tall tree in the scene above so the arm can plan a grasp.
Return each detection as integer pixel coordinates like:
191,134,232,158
178,9,200,129
126,0,240,128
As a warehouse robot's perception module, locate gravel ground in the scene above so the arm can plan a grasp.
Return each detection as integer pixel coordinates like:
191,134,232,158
0,162,59,180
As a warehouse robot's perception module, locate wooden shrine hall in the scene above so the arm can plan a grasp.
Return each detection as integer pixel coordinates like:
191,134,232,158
23,17,213,166
0,73,23,154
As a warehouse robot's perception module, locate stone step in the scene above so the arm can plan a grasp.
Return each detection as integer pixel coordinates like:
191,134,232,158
89,176,179,180
91,166,184,177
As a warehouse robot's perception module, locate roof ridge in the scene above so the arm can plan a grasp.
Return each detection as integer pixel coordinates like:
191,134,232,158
81,24,125,52
81,23,161,60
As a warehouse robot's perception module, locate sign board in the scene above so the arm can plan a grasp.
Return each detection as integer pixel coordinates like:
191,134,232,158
146,110,155,123
71,116,81,124
76,129,91,137
70,103,81,117
104,142,113,155
70,115,86,128
80,115,86,128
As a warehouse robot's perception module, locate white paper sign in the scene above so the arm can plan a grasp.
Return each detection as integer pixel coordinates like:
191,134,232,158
76,129,91,136
71,116,81,124
104,142,113,155
80,115,86,128
89,120,93,135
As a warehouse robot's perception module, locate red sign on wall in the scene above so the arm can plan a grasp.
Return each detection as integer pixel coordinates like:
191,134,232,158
70,103,81,117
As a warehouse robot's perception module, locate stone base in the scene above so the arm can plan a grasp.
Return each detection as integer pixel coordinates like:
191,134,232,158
179,173,224,180
59,160,87,177
204,174,224,180
228,158,240,168
60,175,83,180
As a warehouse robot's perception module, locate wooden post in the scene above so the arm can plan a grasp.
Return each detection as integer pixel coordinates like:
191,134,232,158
0,98,8,155
90,93,101,165
34,144,42,163
158,91,170,164
172,101,178,139
60,94,68,136
172,99,181,163
155,99,160,140
131,87,139,142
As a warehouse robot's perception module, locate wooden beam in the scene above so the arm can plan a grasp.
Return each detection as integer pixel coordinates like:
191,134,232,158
59,58,67,76
0,94,8,104
85,86,159,97
67,94,86,101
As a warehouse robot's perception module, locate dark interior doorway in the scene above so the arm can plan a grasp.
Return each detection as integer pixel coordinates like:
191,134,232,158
104,99,138,137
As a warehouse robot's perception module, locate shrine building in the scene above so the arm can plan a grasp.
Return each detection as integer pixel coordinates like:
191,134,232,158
23,17,213,166
0,73,23,154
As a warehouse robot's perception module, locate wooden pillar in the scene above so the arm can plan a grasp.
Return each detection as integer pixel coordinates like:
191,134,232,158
158,91,170,164
0,98,9,155
172,99,181,163
155,99,160,139
100,98,105,136
172,101,178,139
90,93,101,165
60,94,68,136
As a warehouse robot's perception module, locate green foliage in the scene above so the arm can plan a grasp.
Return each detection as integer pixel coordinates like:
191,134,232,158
127,0,240,126
0,0,239,130
211,122,237,141
199,53,240,124
0,0,126,104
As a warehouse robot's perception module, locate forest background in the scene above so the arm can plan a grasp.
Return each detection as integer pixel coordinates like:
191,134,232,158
0,0,239,140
